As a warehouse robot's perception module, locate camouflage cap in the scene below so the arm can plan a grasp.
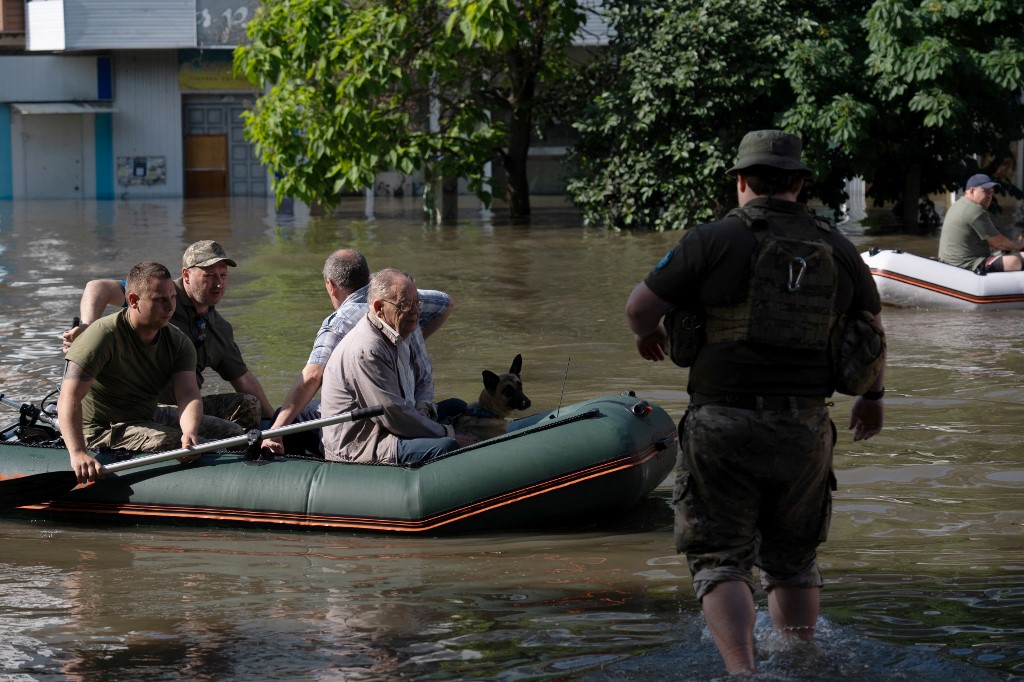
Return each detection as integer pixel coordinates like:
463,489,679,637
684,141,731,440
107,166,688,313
182,240,237,269
728,129,811,175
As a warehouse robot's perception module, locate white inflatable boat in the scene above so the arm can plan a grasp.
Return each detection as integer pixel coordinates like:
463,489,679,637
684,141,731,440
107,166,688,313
861,248,1024,311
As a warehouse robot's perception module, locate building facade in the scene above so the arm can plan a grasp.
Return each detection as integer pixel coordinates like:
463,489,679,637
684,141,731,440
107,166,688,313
0,0,266,200
0,0,611,202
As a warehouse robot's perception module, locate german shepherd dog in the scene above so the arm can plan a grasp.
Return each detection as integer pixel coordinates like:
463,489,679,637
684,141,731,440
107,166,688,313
457,354,532,440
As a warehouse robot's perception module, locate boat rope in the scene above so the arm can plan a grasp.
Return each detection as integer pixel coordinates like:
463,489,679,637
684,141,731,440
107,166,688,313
273,409,605,468
417,405,602,464
431,408,602,464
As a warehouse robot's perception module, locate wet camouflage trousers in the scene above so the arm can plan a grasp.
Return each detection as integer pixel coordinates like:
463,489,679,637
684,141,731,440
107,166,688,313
87,393,260,452
674,403,836,601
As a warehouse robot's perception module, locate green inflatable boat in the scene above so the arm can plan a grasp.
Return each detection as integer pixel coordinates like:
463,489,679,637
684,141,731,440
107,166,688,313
0,393,677,534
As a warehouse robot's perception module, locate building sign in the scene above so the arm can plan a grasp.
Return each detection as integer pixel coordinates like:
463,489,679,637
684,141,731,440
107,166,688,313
178,50,254,92
197,0,258,48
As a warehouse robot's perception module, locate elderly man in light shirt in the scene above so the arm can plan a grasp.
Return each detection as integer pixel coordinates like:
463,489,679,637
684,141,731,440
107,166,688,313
320,269,476,465
265,249,460,455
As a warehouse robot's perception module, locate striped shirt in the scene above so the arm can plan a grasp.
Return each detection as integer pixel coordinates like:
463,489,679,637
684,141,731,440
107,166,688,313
306,285,450,403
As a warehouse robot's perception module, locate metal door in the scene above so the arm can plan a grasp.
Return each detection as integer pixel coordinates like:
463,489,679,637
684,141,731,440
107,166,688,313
22,114,84,199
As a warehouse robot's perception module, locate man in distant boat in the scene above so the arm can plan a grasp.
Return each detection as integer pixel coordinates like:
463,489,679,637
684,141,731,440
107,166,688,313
59,261,203,484
938,173,1024,273
61,240,274,438
320,268,475,465
264,248,458,455
625,130,885,675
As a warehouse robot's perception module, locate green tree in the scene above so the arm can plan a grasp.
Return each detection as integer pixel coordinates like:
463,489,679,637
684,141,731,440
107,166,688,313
235,0,584,221
565,0,821,231
568,0,1024,231
782,0,1024,227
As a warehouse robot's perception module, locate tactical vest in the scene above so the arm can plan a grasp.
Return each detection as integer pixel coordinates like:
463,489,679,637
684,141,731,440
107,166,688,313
704,207,838,350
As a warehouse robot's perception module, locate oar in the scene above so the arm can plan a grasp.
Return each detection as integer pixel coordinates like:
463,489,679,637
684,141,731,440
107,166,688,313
0,405,383,510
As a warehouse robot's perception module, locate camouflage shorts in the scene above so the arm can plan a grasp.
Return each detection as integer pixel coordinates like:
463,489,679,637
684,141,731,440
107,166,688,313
201,393,261,431
152,393,260,441
673,403,836,601
87,420,189,453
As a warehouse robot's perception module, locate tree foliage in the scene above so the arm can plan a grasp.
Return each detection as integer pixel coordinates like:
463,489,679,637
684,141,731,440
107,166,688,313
783,0,1024,226
568,0,1024,230
566,0,820,230
235,0,584,218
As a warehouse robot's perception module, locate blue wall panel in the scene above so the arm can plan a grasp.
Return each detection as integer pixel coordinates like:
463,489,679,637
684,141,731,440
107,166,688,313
95,113,114,199
97,56,113,100
0,105,11,200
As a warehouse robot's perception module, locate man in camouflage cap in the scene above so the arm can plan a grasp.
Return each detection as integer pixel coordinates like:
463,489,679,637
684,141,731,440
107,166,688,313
62,240,273,438
182,239,238,268
626,130,886,674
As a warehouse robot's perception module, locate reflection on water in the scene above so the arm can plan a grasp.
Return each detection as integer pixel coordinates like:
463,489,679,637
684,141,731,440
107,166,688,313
0,524,1013,681
0,198,1022,679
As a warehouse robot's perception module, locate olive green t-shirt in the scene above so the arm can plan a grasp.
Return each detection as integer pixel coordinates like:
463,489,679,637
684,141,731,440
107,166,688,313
66,308,197,440
937,196,1000,270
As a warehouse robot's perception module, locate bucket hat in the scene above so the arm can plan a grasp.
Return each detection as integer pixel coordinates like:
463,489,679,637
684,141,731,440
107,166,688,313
728,129,810,174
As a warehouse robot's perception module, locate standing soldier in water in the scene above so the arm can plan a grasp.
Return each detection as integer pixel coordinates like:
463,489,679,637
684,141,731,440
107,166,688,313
626,130,886,675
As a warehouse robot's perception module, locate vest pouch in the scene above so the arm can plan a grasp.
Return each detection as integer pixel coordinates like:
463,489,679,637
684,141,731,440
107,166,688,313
664,308,705,368
830,310,886,396
746,234,836,350
704,208,838,351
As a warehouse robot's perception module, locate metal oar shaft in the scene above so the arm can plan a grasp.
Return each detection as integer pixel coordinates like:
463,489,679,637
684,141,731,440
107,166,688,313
0,405,384,510
104,405,383,474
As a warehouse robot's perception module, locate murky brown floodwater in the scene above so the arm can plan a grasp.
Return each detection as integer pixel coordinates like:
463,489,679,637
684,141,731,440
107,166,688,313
0,197,1021,680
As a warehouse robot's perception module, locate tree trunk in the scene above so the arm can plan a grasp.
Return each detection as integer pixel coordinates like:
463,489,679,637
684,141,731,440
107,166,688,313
424,173,459,225
901,164,922,228
501,53,537,220
439,176,458,224
502,126,532,220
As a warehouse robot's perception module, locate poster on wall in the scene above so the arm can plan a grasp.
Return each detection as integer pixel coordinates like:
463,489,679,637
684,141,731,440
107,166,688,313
117,157,167,186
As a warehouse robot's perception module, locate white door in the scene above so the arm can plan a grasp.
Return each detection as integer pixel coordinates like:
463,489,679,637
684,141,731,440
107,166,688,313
21,114,85,199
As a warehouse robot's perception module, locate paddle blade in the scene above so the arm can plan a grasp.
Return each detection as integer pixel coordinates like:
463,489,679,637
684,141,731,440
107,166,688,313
0,470,79,510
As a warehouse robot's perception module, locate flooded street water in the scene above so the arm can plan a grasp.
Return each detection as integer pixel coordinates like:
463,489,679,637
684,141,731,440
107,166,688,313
0,197,1021,680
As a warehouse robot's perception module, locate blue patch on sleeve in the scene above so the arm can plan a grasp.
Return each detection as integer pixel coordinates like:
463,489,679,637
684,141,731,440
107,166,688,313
652,249,674,271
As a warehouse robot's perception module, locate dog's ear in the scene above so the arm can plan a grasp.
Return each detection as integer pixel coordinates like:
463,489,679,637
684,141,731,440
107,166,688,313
509,354,523,376
482,370,500,393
